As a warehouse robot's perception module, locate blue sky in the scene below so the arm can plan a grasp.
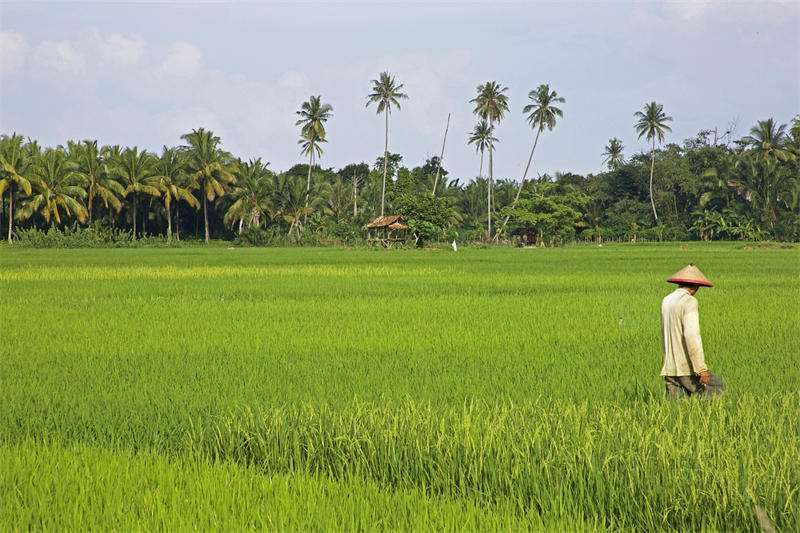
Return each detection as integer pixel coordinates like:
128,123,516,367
1,1,798,183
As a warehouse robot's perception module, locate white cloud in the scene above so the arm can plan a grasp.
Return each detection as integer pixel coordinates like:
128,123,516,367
91,31,146,65
0,31,29,76
33,40,86,76
158,42,202,77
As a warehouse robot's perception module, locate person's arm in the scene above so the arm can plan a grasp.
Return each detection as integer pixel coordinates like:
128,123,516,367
683,297,709,378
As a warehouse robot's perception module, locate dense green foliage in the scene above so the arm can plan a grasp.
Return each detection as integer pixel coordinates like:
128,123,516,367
1,245,798,530
3,101,797,247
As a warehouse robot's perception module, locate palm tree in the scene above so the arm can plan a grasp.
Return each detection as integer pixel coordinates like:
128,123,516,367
224,157,272,233
366,71,408,216
0,134,33,244
117,147,160,240
471,81,509,238
497,84,564,239
296,95,333,224
75,140,124,223
19,148,87,226
743,118,794,163
154,146,198,242
634,101,673,224
279,175,313,240
180,128,238,244
602,138,625,169
467,121,496,180
731,155,796,231
317,173,351,222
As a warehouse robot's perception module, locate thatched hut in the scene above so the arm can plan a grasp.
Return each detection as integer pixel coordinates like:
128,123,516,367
363,215,407,247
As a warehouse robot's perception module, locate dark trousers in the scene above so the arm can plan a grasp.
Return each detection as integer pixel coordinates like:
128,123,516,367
664,371,725,398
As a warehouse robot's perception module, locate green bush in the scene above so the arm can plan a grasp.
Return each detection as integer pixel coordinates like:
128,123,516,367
13,223,181,248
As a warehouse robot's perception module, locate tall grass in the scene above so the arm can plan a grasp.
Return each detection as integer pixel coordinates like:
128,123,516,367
182,397,798,531
1,244,798,530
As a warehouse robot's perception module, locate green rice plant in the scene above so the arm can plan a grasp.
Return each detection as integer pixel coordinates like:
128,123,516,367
183,396,799,531
3,441,573,532
1,244,798,530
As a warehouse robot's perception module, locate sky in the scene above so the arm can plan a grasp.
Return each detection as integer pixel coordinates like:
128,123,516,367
1,0,798,184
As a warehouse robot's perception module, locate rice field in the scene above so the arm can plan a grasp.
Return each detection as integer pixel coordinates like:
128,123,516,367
1,244,798,531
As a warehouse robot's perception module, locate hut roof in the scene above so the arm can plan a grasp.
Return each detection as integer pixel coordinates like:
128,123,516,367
388,222,407,230
365,215,404,228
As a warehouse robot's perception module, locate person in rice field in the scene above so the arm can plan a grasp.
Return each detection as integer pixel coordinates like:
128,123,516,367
660,264,726,398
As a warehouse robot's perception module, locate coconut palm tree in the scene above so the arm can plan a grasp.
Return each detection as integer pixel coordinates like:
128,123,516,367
467,120,496,180
602,138,625,169
296,95,333,223
180,128,238,243
497,84,564,239
366,71,408,216
743,118,794,163
278,175,313,240
19,148,87,226
0,134,33,244
471,81,509,238
75,140,124,223
317,173,352,223
224,157,272,233
154,146,198,242
634,101,673,224
117,147,160,240
731,155,797,231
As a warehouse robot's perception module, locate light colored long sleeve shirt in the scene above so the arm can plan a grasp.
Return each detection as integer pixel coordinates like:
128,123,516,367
660,288,708,377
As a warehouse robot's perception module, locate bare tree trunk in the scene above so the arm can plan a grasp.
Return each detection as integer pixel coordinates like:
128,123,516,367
304,152,314,225
432,113,450,196
479,150,484,179
496,127,542,240
203,193,210,244
381,108,388,217
238,218,243,234
649,137,659,224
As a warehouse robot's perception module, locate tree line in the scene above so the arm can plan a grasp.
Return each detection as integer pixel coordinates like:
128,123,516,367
2,72,798,246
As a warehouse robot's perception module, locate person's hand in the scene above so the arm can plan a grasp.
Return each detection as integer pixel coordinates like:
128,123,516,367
698,371,710,386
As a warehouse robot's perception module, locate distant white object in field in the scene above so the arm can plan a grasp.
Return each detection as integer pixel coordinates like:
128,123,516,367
452,240,458,252
598,244,603,247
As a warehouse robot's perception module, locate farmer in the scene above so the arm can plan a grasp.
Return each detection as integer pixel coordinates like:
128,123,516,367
660,263,725,398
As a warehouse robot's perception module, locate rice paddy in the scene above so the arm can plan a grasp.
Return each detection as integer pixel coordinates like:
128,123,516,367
1,244,798,531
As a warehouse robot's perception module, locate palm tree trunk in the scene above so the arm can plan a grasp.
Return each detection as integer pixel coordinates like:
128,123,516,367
352,171,358,218
132,194,137,240
479,150,484,179
304,152,313,225
432,113,450,195
203,193,210,244
496,127,542,240
8,188,13,245
381,108,389,217
175,202,181,241
166,202,172,244
487,147,493,240
88,185,94,223
649,138,659,224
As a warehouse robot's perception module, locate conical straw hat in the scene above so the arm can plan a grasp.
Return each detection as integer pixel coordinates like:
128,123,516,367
667,263,713,287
